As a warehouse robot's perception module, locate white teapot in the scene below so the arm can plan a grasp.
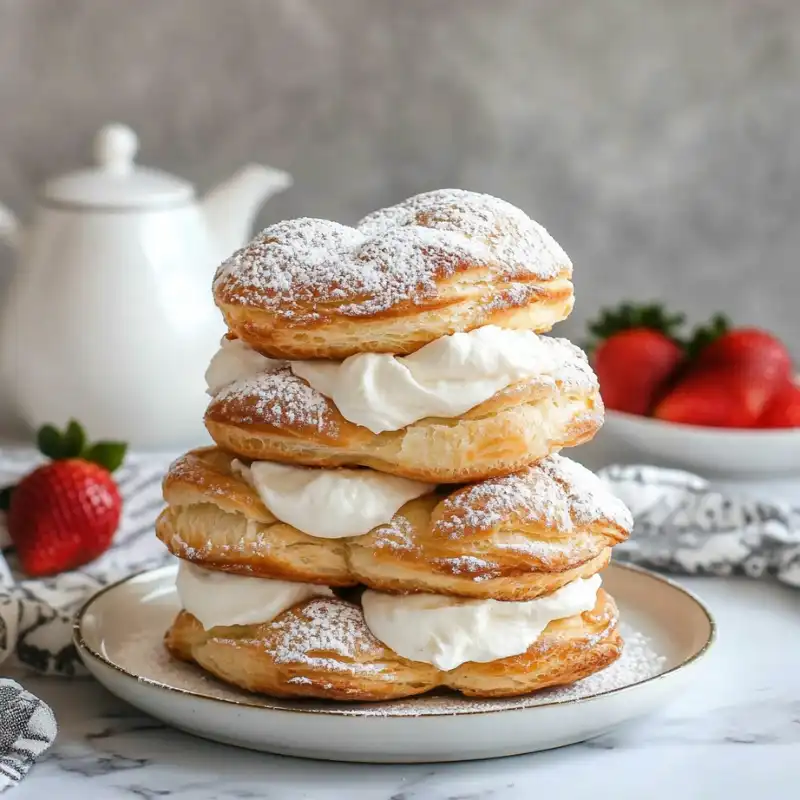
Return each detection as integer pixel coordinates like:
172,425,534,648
0,123,291,449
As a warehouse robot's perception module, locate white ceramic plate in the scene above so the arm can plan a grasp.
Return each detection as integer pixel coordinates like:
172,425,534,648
598,409,800,477
74,562,714,763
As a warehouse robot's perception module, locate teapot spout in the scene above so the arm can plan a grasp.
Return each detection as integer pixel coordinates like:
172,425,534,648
0,202,22,250
202,164,292,260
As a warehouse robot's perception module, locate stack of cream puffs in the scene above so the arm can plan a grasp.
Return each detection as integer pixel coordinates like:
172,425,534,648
157,189,634,701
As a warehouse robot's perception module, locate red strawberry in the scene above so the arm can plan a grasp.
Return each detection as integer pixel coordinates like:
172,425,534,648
1,421,127,577
654,363,772,428
757,381,800,428
658,317,796,427
690,319,792,389
588,303,685,415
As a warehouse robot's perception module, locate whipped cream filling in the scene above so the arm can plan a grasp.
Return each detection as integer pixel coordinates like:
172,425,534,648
233,460,433,539
176,561,332,630
205,326,580,434
205,337,283,396
361,575,602,670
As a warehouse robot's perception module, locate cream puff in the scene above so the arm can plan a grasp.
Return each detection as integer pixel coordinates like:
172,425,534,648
212,190,574,360
156,448,631,600
203,328,602,483
165,588,621,701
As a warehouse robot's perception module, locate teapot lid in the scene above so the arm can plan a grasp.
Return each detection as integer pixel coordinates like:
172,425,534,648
40,124,194,210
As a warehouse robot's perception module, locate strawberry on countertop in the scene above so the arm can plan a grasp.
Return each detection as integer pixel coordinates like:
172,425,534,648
0,421,127,577
587,303,685,415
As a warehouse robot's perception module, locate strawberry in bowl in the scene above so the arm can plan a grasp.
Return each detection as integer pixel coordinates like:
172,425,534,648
586,304,800,476
589,303,686,416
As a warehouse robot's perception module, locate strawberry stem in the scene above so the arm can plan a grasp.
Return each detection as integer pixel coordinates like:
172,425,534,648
684,314,730,360
34,420,128,472
62,420,87,459
85,442,128,473
36,424,64,460
587,302,686,340
0,485,13,511
585,302,686,353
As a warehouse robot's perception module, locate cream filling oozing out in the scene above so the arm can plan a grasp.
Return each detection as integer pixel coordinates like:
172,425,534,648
176,561,333,630
178,563,601,670
361,574,602,670
231,460,433,539
205,326,586,433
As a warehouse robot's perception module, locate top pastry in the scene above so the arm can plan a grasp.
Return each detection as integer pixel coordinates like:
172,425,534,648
213,189,574,359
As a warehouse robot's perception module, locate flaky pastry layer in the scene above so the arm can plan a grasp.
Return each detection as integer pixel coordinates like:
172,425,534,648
156,449,631,600
165,591,621,701
213,190,574,359
205,366,603,483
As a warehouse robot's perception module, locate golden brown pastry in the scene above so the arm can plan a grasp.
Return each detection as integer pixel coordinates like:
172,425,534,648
165,591,621,701
204,342,602,483
212,190,574,360
156,448,632,600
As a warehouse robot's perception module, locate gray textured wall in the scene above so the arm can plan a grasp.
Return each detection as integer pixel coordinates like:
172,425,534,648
1,0,797,347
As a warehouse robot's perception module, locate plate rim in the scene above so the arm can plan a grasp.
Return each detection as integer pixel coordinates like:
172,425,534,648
72,561,716,719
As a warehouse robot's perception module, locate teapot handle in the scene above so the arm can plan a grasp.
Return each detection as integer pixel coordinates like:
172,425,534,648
0,203,20,250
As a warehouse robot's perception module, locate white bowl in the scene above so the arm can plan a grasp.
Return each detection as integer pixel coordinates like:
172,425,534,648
592,410,800,477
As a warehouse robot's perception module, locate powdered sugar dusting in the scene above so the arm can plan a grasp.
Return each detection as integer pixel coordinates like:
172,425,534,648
432,555,501,578
167,517,276,568
265,598,387,675
490,531,596,563
114,622,666,717
436,454,633,539
214,191,571,319
358,189,571,280
371,515,417,551
214,218,493,319
538,628,666,701
541,455,633,529
210,368,338,435
528,336,597,392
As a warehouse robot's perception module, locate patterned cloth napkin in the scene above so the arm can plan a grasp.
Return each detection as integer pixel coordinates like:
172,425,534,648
0,680,56,792
0,449,798,789
0,449,171,792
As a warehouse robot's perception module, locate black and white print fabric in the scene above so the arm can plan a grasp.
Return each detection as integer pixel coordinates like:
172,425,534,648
0,679,56,792
601,464,800,587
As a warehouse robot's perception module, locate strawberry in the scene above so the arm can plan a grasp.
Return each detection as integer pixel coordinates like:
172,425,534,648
657,317,796,427
0,421,127,576
654,363,773,428
588,303,685,415
688,317,792,388
757,381,800,428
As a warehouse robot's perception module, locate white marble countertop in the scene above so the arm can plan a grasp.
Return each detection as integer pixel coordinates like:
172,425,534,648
10,573,799,800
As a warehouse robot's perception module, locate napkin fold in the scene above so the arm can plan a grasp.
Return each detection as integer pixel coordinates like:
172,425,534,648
603,464,800,587
0,680,57,792
0,449,798,791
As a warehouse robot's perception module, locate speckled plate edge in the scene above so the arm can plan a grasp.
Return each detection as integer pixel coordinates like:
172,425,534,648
72,561,716,718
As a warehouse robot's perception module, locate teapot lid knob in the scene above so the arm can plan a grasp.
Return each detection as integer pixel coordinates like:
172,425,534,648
93,124,139,175
40,122,194,209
